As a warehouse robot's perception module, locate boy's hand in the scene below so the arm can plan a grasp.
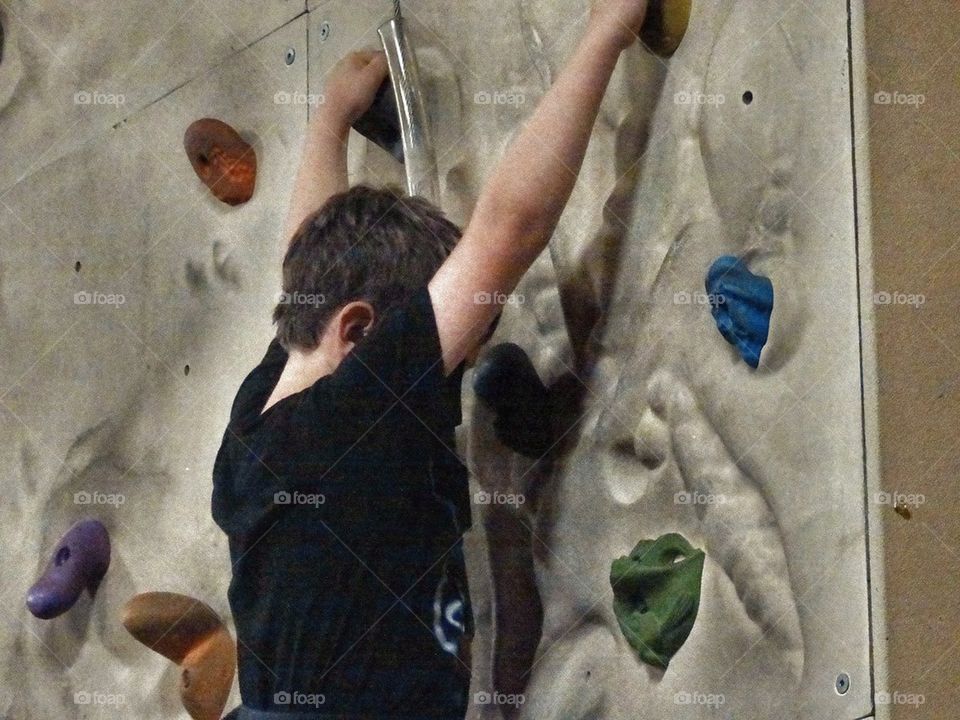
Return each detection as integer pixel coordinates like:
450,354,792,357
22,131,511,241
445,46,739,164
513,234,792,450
589,0,650,50
323,50,390,127
284,50,386,246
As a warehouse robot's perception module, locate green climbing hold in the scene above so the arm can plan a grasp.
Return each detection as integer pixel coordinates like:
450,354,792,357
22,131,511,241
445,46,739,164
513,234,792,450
610,533,705,670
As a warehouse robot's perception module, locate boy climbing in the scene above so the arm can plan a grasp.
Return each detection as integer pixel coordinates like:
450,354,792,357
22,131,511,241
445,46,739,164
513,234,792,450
213,1,651,718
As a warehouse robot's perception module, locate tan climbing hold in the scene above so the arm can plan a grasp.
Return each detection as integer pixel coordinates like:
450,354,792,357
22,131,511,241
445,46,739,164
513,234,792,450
180,628,237,720
122,592,235,720
184,118,257,206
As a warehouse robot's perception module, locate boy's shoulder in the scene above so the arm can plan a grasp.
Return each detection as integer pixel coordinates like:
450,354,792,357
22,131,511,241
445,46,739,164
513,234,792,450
227,286,462,437
228,338,288,428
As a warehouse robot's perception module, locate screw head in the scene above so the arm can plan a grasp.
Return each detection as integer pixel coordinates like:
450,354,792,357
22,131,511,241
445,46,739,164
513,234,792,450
835,673,850,695
319,21,331,41
284,47,296,65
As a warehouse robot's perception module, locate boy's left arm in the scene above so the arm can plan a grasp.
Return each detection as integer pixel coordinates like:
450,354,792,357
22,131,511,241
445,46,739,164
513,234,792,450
281,50,389,249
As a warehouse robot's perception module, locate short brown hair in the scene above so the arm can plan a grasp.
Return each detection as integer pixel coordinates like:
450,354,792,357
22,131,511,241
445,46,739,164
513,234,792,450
273,185,461,352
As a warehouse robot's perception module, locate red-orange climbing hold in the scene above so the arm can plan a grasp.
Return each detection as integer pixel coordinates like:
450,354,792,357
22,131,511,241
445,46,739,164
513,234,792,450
184,118,257,206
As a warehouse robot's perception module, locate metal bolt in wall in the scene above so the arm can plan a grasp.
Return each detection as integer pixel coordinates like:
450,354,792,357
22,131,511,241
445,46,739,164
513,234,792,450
835,673,850,695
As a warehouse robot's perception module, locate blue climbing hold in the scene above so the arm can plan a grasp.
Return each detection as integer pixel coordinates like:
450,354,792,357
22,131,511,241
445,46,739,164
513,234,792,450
705,256,774,369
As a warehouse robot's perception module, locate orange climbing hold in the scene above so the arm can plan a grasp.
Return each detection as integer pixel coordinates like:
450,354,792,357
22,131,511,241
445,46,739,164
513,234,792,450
122,591,236,720
184,118,257,206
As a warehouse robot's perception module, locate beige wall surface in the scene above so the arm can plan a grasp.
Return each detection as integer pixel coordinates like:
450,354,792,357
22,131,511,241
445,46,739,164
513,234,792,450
866,1,960,717
0,1,953,718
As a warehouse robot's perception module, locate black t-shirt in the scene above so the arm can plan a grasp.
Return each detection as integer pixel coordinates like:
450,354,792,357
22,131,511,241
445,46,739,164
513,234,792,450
212,288,473,717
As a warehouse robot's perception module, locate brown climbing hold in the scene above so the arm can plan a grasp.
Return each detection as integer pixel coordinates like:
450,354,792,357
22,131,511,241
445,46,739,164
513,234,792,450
184,118,257,206
122,592,235,720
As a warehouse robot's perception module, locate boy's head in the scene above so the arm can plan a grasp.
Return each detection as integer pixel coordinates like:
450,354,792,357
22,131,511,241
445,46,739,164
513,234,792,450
273,185,461,356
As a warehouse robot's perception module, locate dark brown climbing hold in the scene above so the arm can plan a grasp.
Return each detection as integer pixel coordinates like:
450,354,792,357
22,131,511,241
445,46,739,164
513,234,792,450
183,118,257,206
354,78,403,162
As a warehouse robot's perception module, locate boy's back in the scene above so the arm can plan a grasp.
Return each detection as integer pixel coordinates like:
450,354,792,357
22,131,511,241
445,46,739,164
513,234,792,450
213,287,472,716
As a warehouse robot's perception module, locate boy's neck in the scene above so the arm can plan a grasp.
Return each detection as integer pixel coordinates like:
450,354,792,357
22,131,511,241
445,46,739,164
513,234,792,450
261,347,336,414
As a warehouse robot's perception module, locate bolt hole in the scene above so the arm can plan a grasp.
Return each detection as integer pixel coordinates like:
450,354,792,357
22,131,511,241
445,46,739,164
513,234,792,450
835,673,850,695
54,546,71,566
285,48,296,66
74,261,82,273
742,90,754,105
184,364,190,376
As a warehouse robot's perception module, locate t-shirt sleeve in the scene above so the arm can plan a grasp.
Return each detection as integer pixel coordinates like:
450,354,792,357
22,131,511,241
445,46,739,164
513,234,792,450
292,286,463,445
228,338,289,425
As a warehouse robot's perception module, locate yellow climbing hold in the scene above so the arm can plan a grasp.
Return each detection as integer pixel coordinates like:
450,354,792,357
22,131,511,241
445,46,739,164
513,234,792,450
640,0,692,57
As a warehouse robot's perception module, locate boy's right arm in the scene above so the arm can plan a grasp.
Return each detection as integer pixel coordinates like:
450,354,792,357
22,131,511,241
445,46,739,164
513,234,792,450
429,0,649,373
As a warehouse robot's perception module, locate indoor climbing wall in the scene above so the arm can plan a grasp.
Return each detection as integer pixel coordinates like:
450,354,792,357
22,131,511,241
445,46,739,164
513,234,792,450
0,1,876,719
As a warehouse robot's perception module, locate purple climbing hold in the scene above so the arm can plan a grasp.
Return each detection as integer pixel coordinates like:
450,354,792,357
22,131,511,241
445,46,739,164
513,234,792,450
26,519,111,619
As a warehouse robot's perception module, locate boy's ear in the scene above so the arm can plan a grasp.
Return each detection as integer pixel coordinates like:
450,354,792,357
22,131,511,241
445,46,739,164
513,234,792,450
336,301,375,345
